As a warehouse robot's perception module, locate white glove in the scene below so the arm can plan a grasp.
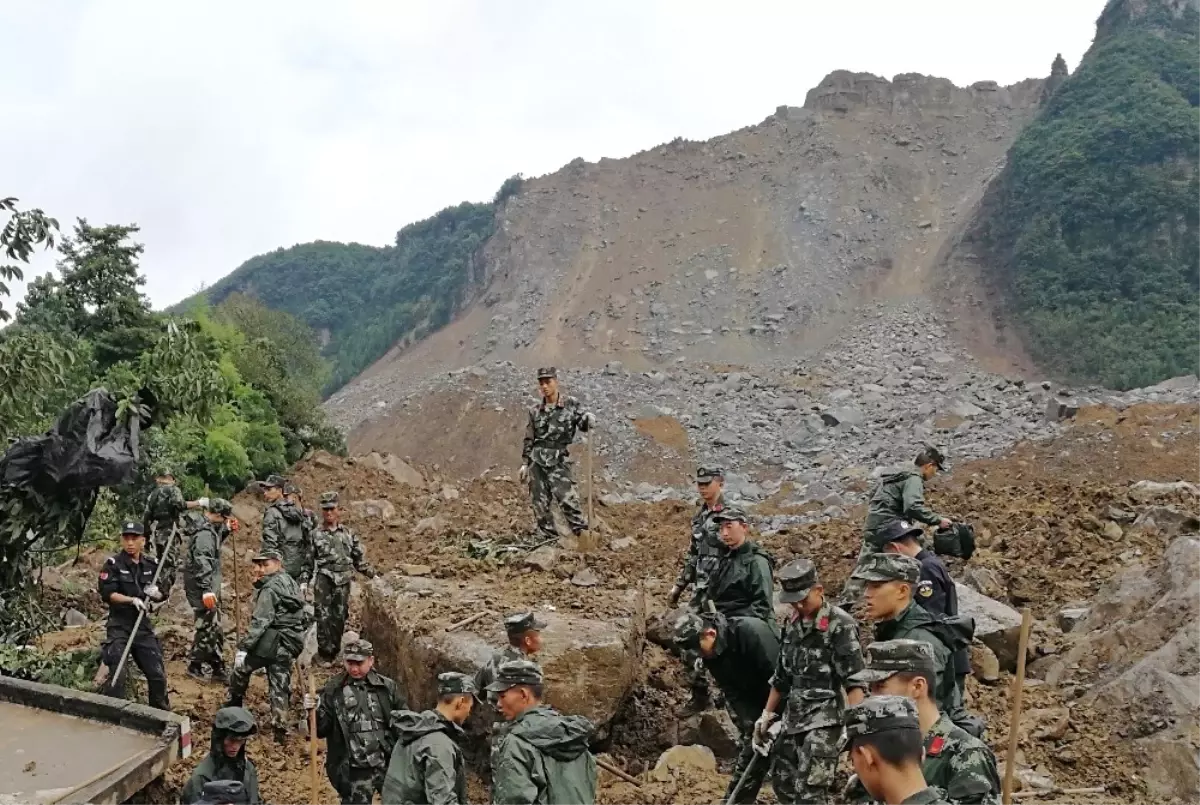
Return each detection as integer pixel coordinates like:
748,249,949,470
234,651,247,669
303,693,318,710
144,584,162,601
299,582,308,598
130,597,149,613
518,465,528,482
753,710,776,749
198,497,210,508
583,412,596,427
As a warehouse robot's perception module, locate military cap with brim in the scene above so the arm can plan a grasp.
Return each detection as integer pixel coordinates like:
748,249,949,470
262,474,286,489
207,498,233,516
251,549,283,563
504,611,548,634
438,672,478,697
283,481,301,496
319,491,339,510
778,557,819,603
917,446,947,471
536,367,557,379
838,694,921,751
120,521,144,536
869,519,924,548
711,506,748,524
850,553,921,584
196,780,250,805
849,639,939,685
695,466,724,482
486,659,544,692
343,638,374,661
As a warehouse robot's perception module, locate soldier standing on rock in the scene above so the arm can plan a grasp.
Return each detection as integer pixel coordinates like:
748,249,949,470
312,491,377,664
840,447,952,607
845,640,1000,805
382,672,475,805
307,638,405,805
701,507,777,627
840,696,950,805
487,660,597,805
226,550,311,743
142,465,207,597
756,558,865,805
184,499,233,682
259,474,314,592
518,367,595,540
673,611,779,804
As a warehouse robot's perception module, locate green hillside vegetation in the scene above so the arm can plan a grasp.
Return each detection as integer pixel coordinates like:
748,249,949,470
183,175,523,393
980,0,1199,389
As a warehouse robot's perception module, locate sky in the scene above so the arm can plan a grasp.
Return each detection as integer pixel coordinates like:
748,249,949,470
1,0,1103,309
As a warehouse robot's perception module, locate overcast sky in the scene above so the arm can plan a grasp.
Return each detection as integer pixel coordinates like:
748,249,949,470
2,0,1102,309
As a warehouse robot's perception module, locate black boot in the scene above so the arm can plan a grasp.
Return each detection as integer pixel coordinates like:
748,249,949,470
273,725,288,744
147,680,171,712
186,661,207,680
208,661,227,685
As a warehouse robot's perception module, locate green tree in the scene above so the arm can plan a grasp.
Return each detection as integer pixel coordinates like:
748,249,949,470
0,196,59,322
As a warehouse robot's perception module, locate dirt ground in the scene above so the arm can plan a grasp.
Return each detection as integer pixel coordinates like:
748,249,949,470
34,402,1198,803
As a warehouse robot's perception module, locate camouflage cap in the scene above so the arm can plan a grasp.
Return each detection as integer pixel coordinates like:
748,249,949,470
196,780,251,805
251,549,282,563
486,659,544,692
283,481,301,496
849,639,938,685
262,474,286,489
711,505,748,524
850,553,921,584
437,671,478,697
206,498,233,516
504,611,548,634
869,519,924,548
319,491,339,510
343,638,374,661
839,694,921,750
778,557,819,603
120,521,144,536
152,464,176,478
536,366,557,379
672,611,724,650
695,466,724,482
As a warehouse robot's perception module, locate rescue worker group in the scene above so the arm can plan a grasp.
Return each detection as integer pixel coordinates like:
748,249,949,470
99,366,997,805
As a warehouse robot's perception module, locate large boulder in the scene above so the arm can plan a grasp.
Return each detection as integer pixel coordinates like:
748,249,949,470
359,451,426,488
361,573,645,731
955,582,1023,671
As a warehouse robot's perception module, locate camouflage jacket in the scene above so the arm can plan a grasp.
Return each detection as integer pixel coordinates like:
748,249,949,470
675,495,726,594
923,712,1001,805
474,645,529,701
770,601,866,732
143,483,186,535
261,500,313,583
701,541,776,626
521,396,589,468
184,522,223,610
874,602,955,715
863,469,942,536
317,670,405,784
491,705,597,805
903,788,952,805
313,524,375,585
240,570,310,659
382,710,468,805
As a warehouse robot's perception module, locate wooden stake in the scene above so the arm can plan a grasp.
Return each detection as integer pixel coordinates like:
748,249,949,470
445,610,491,632
597,758,642,789
1013,786,1106,800
230,520,242,641
1002,608,1034,805
308,673,319,805
586,430,595,529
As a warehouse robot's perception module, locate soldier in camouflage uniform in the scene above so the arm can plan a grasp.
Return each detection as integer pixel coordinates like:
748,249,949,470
226,550,312,742
259,474,314,589
840,696,950,805
852,554,973,729
846,640,1000,805
142,467,205,596
184,499,233,682
383,672,475,805
307,639,405,805
841,447,952,606
757,559,866,804
474,611,545,697
312,491,376,663
674,611,779,804
519,367,595,539
285,481,320,540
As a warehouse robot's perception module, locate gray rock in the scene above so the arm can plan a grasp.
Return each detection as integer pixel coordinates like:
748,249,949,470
821,407,864,427
63,608,88,628
1131,506,1200,537
608,537,636,551
440,485,461,502
1045,398,1079,422
947,399,985,418
1128,481,1200,503
956,583,1023,671
525,546,562,572
571,568,601,587
603,361,625,376
1102,521,1123,540
414,515,446,535
712,430,739,447
1057,607,1089,633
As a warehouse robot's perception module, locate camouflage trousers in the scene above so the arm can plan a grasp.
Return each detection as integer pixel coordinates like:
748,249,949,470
227,653,293,730
148,528,179,597
528,461,586,538
314,575,350,661
770,725,842,805
837,538,875,606
725,711,768,805
335,767,384,805
189,606,226,668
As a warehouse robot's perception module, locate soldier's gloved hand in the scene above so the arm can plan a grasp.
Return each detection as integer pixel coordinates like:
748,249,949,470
583,411,596,427
303,693,318,710
202,592,217,610
144,584,162,601
299,581,309,598
753,710,777,749
130,597,149,613
234,651,247,669
518,465,528,482
667,585,683,606
197,497,210,508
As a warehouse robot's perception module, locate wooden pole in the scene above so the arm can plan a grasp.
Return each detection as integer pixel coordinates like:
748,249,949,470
230,520,242,641
1013,786,1106,800
445,610,491,632
586,431,595,529
1002,608,1034,805
596,758,642,789
308,673,319,805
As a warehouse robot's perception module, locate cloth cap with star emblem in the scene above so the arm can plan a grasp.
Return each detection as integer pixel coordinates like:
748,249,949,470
848,639,938,685
486,659,544,692
343,638,374,661
710,505,748,524
437,672,477,696
319,491,339,510
850,553,921,585
206,498,233,516
695,466,724,482
671,610,725,649
536,367,557,379
504,611,548,634
838,694,921,750
778,557,819,603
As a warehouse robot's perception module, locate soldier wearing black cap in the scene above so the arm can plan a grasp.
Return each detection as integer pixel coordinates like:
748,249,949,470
840,696,949,805
383,672,476,805
474,611,546,700
312,491,376,663
519,366,596,539
674,611,779,804
258,474,314,589
758,558,865,805
97,520,169,710
702,506,776,626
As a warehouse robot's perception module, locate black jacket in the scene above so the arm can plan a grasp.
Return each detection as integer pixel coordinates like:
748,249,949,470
702,616,780,724
98,550,158,636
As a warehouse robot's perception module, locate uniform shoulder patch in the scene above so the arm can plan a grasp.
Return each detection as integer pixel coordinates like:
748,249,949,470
917,580,934,598
927,735,946,756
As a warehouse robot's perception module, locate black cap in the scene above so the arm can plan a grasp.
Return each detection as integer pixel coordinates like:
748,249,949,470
916,446,946,471
536,367,557,379
869,519,924,549
120,521,144,536
252,549,282,563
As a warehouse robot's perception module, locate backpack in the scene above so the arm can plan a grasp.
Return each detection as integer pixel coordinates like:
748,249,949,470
933,523,976,561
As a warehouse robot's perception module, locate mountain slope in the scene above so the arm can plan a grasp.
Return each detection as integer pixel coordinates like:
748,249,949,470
963,0,1199,389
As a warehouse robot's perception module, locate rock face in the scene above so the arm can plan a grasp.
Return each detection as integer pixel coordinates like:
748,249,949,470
358,451,425,488
1047,533,1200,802
956,582,1023,671
360,573,645,730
